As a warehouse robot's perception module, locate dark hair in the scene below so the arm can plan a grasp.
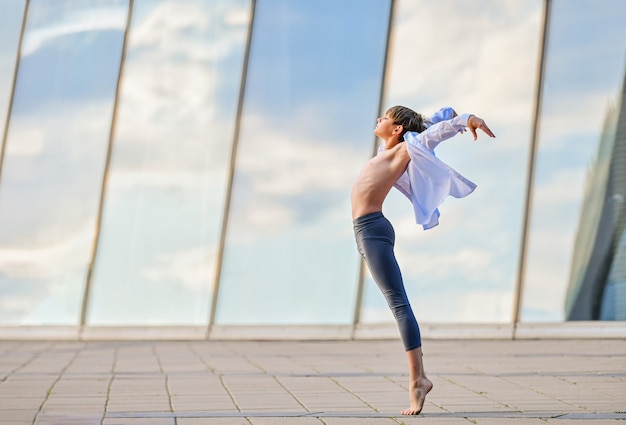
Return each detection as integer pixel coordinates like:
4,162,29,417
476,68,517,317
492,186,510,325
386,105,429,141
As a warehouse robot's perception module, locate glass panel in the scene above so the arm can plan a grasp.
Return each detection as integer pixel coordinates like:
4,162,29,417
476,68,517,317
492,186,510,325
522,0,626,321
0,0,25,137
215,0,391,325
361,0,543,324
87,0,251,325
0,0,128,324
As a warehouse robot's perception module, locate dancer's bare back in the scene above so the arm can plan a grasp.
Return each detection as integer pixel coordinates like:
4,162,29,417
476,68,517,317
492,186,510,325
351,143,410,219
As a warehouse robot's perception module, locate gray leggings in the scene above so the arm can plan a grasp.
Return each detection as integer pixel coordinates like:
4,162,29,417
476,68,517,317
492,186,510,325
354,211,421,351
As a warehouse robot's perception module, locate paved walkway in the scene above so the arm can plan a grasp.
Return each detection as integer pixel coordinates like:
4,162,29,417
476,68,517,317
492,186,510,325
0,338,624,424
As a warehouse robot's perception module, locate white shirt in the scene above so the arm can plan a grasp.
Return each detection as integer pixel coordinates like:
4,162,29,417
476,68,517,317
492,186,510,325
379,108,476,230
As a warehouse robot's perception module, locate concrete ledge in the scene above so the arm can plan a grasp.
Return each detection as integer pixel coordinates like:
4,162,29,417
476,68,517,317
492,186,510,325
419,323,514,339
0,322,624,340
354,323,515,340
514,321,626,339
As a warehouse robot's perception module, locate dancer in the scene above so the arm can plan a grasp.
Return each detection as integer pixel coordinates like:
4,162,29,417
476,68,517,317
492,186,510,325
351,105,495,415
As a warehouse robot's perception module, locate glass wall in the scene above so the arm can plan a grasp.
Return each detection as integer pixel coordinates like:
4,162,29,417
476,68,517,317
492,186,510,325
0,0,624,331
86,0,251,325
360,0,543,324
522,0,626,321
214,0,391,325
0,0,128,324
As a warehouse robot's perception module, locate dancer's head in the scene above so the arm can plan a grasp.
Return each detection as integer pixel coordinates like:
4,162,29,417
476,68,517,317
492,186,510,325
385,105,428,142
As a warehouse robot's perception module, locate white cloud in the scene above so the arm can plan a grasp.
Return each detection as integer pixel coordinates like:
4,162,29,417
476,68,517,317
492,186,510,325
4,128,44,156
0,100,112,243
129,1,248,62
0,219,94,280
522,272,568,321
110,1,251,174
22,6,127,56
362,286,512,323
106,169,225,193
237,115,363,196
397,244,494,283
522,225,574,321
533,166,588,206
539,93,618,152
224,4,250,26
224,113,368,239
142,246,215,292
387,0,542,131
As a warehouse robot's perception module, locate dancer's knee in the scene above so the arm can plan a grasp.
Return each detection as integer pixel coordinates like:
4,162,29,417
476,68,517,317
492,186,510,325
390,302,410,320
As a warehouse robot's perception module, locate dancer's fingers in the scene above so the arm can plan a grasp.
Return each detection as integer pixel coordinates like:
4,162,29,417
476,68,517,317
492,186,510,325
480,122,495,138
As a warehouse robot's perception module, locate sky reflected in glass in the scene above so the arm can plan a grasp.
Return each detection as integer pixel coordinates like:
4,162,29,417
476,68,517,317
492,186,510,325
361,0,542,323
521,0,626,321
215,0,391,325
0,0,127,324
87,0,251,325
2,0,620,328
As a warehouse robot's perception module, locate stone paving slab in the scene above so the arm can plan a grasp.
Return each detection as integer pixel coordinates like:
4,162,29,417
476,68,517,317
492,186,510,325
0,339,624,424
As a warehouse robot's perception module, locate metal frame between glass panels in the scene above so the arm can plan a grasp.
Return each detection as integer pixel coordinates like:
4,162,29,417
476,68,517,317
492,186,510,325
80,0,135,327
208,0,257,330
512,0,552,330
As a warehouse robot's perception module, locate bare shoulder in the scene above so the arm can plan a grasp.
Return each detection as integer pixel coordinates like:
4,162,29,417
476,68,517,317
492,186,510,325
371,143,410,174
379,142,407,158
390,142,409,161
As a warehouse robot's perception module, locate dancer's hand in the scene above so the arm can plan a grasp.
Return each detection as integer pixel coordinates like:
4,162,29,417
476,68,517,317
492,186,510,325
467,115,495,140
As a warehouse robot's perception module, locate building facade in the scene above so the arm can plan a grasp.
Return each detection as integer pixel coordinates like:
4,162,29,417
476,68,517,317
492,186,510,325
0,0,625,336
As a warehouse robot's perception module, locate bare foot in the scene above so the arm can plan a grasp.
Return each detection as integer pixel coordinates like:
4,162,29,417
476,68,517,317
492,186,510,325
401,377,433,415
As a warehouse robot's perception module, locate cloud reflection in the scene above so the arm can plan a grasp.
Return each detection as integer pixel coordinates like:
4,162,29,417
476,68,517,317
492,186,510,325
86,0,251,325
0,0,127,324
22,4,127,56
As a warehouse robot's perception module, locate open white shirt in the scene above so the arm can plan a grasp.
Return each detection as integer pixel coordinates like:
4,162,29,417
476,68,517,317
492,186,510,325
378,108,476,230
